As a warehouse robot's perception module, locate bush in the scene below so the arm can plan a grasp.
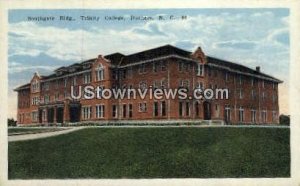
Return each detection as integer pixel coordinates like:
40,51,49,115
279,115,290,126
8,118,17,127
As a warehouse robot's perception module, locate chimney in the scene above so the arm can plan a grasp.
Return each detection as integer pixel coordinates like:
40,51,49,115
256,66,260,72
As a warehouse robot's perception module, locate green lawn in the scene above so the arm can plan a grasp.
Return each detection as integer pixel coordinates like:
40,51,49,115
8,127,290,179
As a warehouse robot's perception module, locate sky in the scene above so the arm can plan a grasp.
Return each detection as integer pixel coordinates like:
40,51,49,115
8,9,290,119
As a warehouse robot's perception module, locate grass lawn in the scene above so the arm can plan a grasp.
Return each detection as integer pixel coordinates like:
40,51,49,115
8,127,290,179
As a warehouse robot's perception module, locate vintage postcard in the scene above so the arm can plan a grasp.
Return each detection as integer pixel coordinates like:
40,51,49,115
0,0,299,186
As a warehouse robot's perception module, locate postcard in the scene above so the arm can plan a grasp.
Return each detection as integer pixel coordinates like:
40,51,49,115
1,0,299,186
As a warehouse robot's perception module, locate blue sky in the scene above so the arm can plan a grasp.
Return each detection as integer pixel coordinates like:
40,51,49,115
8,8,290,117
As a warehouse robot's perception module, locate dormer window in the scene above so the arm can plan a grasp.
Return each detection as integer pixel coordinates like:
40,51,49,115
83,63,91,69
196,64,204,76
69,67,76,73
56,71,63,76
96,64,104,81
31,79,40,93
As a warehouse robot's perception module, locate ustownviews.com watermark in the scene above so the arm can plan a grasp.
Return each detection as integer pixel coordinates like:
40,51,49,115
70,85,229,100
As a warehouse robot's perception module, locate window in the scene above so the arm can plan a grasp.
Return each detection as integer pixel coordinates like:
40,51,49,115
153,80,159,90
196,81,204,90
44,95,50,104
251,109,256,123
262,92,266,100
139,64,146,73
139,81,147,91
64,78,68,87
64,90,68,98
122,69,127,79
72,76,77,86
83,72,91,84
154,102,159,116
129,104,133,118
32,80,40,92
225,72,229,82
161,61,166,71
161,79,167,89
196,64,204,76
55,80,59,89
186,102,190,116
179,80,189,89
272,93,277,103
215,104,220,117
251,90,256,99
153,62,158,72
178,62,183,72
31,97,39,105
112,105,118,118
239,75,243,85
238,107,244,122
44,82,50,91
272,111,277,122
31,111,38,122
139,102,147,112
208,67,211,77
122,104,127,118
161,101,166,116
55,93,59,101
238,89,243,99
96,64,104,81
272,82,276,90
112,70,118,80
96,105,105,118
225,105,231,123
214,70,218,77
262,80,265,88
128,67,133,78
82,106,92,119
251,78,255,86
179,101,183,117
262,110,267,123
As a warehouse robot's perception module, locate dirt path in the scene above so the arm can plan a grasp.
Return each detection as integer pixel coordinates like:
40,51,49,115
8,127,84,142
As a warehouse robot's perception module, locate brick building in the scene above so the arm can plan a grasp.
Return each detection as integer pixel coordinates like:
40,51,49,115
14,45,282,125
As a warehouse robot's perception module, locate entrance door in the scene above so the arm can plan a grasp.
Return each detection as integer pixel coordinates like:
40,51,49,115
38,109,43,123
47,108,54,123
203,101,211,120
69,105,81,122
56,107,64,123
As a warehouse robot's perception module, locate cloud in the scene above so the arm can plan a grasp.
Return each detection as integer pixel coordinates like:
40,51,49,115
132,22,168,37
174,40,198,51
267,28,289,46
213,40,258,50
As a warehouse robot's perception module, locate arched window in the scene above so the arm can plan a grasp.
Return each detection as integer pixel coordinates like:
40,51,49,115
96,64,104,81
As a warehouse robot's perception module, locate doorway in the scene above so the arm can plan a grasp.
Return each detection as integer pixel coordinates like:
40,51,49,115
203,101,211,120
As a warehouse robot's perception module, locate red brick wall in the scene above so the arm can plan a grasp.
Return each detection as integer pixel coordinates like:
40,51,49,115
16,55,280,125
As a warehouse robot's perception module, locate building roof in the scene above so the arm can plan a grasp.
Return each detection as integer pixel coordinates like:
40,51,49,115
206,56,281,82
14,44,282,90
121,44,191,66
14,83,30,91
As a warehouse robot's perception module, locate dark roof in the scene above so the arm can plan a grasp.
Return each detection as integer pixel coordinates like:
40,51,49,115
104,53,125,66
121,44,191,66
206,56,282,82
14,83,30,91
16,44,282,84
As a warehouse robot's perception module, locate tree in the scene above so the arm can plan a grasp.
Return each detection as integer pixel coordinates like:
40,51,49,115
279,114,290,126
8,118,17,127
